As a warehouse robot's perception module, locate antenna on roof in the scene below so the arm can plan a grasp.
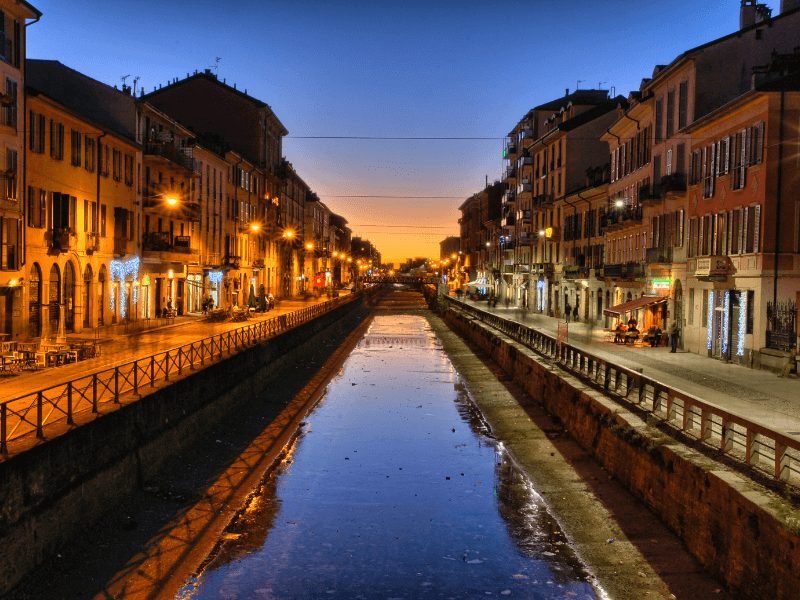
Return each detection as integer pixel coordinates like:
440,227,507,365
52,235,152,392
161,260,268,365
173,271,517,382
133,76,140,96
598,80,607,89
576,79,585,90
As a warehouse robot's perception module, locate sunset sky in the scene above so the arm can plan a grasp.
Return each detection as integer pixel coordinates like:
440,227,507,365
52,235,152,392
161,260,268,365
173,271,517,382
28,0,743,264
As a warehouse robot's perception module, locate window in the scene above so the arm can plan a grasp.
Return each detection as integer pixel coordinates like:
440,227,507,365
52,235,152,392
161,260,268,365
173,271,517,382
29,111,45,153
99,142,110,177
27,186,45,228
702,289,709,327
4,148,16,201
655,98,663,142
746,290,754,334
702,143,716,198
49,119,64,160
744,205,760,253
70,130,81,166
50,193,76,232
0,216,18,270
732,129,747,190
748,122,764,165
688,288,695,325
666,90,675,138
124,154,133,186
84,137,95,172
112,148,121,181
678,81,688,129
3,78,17,128
100,204,107,237
666,148,673,176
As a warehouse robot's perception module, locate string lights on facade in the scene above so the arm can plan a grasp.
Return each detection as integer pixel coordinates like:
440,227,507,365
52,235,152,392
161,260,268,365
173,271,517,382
108,257,141,319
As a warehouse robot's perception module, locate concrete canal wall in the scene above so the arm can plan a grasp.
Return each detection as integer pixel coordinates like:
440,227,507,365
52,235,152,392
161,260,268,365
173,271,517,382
444,308,800,600
0,299,369,594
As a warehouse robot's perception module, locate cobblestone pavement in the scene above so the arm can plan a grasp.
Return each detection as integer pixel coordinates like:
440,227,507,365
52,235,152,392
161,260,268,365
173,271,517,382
460,299,800,438
0,294,350,403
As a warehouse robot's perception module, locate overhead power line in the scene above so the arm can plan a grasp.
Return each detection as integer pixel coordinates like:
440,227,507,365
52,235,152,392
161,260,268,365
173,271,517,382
287,135,503,140
353,224,451,229
324,194,463,199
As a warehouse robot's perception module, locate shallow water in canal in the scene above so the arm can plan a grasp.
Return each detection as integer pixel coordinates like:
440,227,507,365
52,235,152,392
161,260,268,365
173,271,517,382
179,315,596,599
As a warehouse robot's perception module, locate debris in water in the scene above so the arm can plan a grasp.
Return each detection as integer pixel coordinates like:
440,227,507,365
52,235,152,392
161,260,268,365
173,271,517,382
606,537,616,544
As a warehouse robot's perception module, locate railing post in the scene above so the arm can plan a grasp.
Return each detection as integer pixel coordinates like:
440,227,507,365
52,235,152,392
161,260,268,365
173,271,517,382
178,349,183,375
133,361,139,395
92,374,98,413
114,367,120,403
150,356,155,387
165,351,170,381
1,403,7,455
775,441,787,481
67,382,74,425
36,391,44,439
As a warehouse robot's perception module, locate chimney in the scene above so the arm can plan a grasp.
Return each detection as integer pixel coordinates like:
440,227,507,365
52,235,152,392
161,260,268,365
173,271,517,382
565,87,569,96
782,0,800,12
741,0,756,28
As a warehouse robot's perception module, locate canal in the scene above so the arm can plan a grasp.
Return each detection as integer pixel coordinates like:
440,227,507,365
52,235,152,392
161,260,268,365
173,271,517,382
178,313,598,599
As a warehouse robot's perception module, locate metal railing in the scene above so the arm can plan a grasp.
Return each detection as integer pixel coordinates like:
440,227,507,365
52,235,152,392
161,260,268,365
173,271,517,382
0,294,358,456
444,297,800,488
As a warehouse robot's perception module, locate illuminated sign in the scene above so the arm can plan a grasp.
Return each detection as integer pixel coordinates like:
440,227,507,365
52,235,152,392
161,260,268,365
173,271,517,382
652,278,671,290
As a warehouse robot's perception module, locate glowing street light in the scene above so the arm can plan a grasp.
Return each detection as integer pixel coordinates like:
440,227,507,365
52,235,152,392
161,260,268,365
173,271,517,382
282,229,295,240
165,195,179,207
305,242,314,251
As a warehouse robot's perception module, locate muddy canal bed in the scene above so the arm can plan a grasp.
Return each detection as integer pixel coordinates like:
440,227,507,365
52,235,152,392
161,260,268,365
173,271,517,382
179,315,597,599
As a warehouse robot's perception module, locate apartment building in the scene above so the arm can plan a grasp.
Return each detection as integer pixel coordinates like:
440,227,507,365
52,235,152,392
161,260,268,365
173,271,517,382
25,59,141,337
458,181,502,296
682,57,800,365
0,0,40,340
513,90,622,315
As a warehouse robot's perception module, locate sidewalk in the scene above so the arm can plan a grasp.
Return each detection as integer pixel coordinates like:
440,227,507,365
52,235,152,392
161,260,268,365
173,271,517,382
459,298,800,440
0,294,349,403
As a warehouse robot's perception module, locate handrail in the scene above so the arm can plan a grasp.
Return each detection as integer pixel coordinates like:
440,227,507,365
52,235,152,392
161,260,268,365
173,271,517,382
0,294,359,456
443,296,800,488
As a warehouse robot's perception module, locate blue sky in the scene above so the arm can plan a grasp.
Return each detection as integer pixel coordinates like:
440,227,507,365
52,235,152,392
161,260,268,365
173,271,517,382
28,0,744,263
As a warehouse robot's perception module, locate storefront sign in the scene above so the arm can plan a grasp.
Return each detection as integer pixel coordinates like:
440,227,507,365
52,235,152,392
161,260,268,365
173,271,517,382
652,278,671,291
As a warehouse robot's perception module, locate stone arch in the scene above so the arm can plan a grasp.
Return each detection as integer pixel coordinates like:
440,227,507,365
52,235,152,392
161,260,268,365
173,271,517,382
48,263,61,337
83,264,93,328
28,263,42,338
64,260,76,333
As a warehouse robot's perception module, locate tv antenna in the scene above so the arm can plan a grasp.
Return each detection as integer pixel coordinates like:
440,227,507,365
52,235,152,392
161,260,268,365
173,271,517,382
576,79,585,90
209,57,221,73
121,74,131,86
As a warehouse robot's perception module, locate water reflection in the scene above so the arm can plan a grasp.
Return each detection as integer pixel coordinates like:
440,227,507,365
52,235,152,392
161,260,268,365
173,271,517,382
179,315,596,599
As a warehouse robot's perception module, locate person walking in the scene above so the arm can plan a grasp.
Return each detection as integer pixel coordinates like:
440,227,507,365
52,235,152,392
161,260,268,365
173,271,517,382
564,301,571,323
669,321,679,353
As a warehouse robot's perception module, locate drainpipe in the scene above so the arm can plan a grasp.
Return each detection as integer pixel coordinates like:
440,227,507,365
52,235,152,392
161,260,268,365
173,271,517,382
772,91,785,347
20,13,42,269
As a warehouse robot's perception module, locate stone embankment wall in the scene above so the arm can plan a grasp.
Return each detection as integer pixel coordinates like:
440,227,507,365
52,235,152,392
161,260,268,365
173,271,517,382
445,309,800,600
0,300,368,594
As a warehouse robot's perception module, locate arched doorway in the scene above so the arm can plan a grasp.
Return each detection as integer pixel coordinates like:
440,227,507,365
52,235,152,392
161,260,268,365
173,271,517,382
64,261,76,333
83,265,93,328
98,265,107,326
673,279,683,348
596,288,603,321
49,264,61,337
28,263,42,338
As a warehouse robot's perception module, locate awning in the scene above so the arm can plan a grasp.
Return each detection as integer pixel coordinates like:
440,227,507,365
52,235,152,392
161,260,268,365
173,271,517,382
603,295,668,317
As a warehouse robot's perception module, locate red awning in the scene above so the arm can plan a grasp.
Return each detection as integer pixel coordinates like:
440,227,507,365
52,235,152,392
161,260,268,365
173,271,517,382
603,295,667,317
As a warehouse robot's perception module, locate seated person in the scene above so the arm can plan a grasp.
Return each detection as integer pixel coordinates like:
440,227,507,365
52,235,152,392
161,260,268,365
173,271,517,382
614,322,627,343
651,327,662,347
625,325,640,343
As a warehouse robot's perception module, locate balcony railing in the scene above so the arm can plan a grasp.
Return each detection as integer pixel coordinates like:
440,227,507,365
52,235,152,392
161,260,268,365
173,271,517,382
224,254,241,269
602,204,643,228
563,265,591,280
533,193,552,206
49,228,75,253
504,190,517,204
660,172,687,195
113,237,132,257
646,247,673,264
143,142,194,172
602,262,645,280
506,165,517,179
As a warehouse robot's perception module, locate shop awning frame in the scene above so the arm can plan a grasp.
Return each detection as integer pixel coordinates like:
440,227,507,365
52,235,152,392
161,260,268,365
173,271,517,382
603,295,668,317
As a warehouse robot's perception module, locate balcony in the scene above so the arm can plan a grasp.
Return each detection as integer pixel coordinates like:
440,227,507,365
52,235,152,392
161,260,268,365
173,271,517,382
502,213,516,227
602,262,646,280
223,254,241,269
518,155,533,167
563,265,591,280
113,237,132,257
503,139,517,158
503,190,516,205
252,258,265,269
602,204,643,230
85,232,100,255
506,165,517,179
533,193,552,206
660,172,687,196
142,231,199,264
143,141,194,172
519,127,534,139
501,240,516,251
645,247,673,264
49,228,75,253
518,232,534,245
517,178,532,194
